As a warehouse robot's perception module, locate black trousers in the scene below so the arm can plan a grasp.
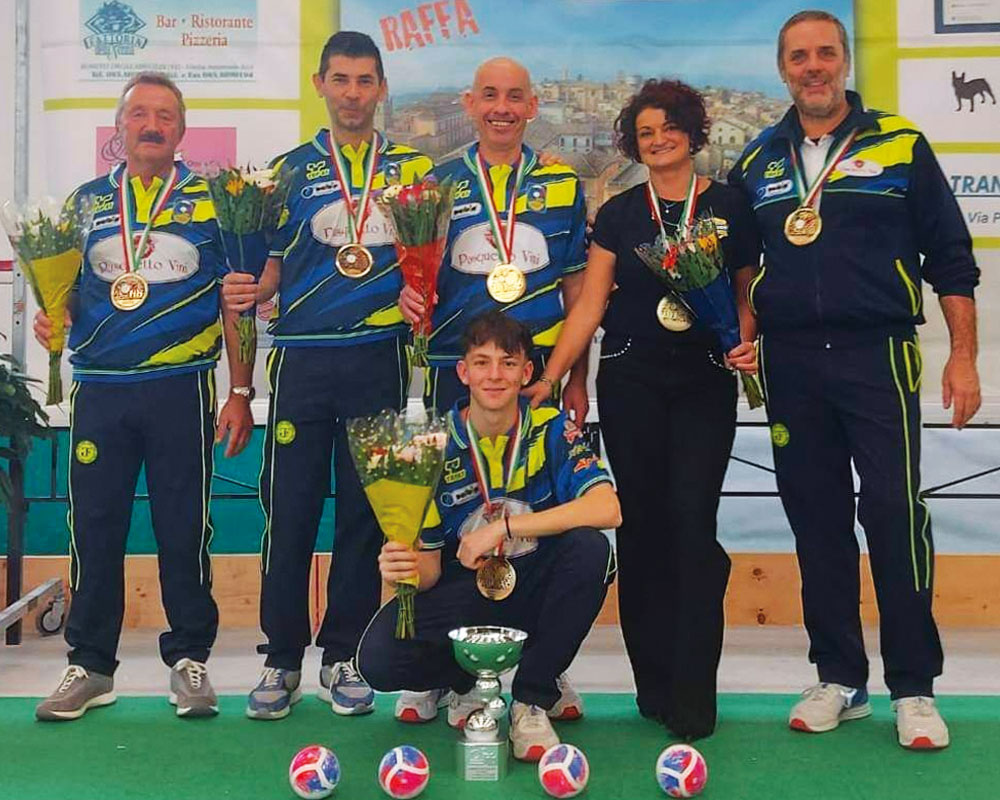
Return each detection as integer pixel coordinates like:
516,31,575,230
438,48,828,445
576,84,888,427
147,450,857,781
597,336,735,738
425,350,553,413
759,332,942,699
258,338,408,670
357,528,615,710
65,371,218,676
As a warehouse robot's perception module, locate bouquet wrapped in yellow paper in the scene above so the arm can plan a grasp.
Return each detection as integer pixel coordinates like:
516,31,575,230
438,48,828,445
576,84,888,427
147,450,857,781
347,409,448,639
1,195,94,405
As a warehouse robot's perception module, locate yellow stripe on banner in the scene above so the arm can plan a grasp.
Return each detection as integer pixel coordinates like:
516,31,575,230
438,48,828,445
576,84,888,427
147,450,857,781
855,0,898,113
973,238,1000,249
898,46,1000,59
301,0,338,141
933,143,1000,154
44,98,303,112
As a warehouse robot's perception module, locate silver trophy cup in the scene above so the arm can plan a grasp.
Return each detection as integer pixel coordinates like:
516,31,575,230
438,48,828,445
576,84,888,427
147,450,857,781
448,625,528,781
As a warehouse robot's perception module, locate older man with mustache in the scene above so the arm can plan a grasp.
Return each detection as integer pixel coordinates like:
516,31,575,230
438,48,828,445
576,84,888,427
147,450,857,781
32,71,252,721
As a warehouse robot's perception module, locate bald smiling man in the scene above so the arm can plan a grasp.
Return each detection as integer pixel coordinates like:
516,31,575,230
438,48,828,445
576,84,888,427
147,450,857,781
399,57,591,423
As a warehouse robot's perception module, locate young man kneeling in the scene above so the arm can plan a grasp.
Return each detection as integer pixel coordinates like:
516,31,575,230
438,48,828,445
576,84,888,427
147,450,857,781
357,311,620,761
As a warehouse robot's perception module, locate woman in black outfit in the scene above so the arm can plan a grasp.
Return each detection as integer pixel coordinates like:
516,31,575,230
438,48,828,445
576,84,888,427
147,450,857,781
526,79,759,739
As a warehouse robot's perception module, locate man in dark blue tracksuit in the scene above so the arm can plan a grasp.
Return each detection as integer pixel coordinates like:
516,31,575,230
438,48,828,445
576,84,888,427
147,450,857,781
729,11,980,749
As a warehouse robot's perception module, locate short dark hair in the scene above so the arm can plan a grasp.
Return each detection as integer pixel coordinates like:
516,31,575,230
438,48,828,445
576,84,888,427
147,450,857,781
460,311,533,359
318,31,385,82
614,79,710,162
777,10,851,67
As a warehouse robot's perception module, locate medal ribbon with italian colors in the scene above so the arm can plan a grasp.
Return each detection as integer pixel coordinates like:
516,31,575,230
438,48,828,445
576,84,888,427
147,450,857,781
646,167,699,241
472,148,533,265
118,165,178,274
788,129,858,211
327,130,380,244
464,407,525,516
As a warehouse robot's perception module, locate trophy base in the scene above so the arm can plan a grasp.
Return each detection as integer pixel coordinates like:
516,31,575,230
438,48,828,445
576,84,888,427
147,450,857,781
457,738,509,781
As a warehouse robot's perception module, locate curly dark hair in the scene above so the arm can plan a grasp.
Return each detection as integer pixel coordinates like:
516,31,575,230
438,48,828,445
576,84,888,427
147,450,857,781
614,79,710,162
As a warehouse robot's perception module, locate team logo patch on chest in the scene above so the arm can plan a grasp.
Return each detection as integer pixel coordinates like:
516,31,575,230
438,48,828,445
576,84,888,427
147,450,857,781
835,157,884,178
88,232,201,283
450,222,550,275
310,201,394,247
526,184,547,212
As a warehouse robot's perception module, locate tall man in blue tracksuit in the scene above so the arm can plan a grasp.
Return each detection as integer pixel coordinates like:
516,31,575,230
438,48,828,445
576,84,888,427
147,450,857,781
223,32,433,719
729,10,980,750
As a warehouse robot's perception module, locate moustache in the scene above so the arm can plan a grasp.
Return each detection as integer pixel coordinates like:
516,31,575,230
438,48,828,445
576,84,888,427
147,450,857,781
138,131,166,144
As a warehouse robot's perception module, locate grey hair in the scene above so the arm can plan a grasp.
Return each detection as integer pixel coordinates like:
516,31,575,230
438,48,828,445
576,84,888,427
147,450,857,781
114,71,187,132
777,10,851,67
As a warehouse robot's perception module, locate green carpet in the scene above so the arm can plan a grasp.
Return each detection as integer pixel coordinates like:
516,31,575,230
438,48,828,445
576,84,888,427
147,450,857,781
2,694,997,799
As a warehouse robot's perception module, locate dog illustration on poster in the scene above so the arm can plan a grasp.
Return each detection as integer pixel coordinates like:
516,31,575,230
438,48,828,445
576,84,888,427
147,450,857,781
952,71,996,112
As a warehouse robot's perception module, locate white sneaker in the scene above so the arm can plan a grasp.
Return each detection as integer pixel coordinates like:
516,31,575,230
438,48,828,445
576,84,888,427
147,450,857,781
789,682,872,733
894,696,949,749
510,700,560,762
395,689,453,723
547,673,584,720
447,690,485,729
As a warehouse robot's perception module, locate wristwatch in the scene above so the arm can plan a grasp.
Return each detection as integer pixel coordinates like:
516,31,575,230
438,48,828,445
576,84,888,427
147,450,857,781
230,386,255,401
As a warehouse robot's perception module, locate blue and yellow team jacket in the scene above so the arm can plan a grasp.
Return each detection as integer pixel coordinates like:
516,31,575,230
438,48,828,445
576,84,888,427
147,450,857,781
69,162,226,382
268,130,432,347
420,397,612,563
429,145,587,366
728,91,978,342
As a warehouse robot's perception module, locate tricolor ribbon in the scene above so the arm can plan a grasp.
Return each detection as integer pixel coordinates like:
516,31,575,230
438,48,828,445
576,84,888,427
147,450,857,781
464,407,525,517
118,165,178,274
788,129,858,211
327,130,380,245
470,146,535,265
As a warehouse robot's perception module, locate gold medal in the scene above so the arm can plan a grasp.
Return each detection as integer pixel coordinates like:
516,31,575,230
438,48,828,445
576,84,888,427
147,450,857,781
336,243,373,278
784,206,822,246
476,555,516,601
111,272,149,311
656,295,693,331
487,263,526,303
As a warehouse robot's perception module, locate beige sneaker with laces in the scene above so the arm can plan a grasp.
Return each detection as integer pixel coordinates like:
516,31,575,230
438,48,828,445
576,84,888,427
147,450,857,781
510,700,560,762
788,682,871,733
894,696,949,749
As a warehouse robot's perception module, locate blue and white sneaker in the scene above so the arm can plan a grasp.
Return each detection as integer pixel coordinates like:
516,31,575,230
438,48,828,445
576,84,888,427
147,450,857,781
789,682,871,733
246,667,302,720
318,660,375,716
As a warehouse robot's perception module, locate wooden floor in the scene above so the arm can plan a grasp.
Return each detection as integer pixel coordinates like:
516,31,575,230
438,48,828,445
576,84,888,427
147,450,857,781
3,552,999,629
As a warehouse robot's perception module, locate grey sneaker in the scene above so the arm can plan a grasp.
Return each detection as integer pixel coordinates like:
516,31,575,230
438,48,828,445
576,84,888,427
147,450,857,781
395,689,453,723
35,666,116,721
246,667,302,720
318,661,375,715
169,658,218,718
548,673,584,720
